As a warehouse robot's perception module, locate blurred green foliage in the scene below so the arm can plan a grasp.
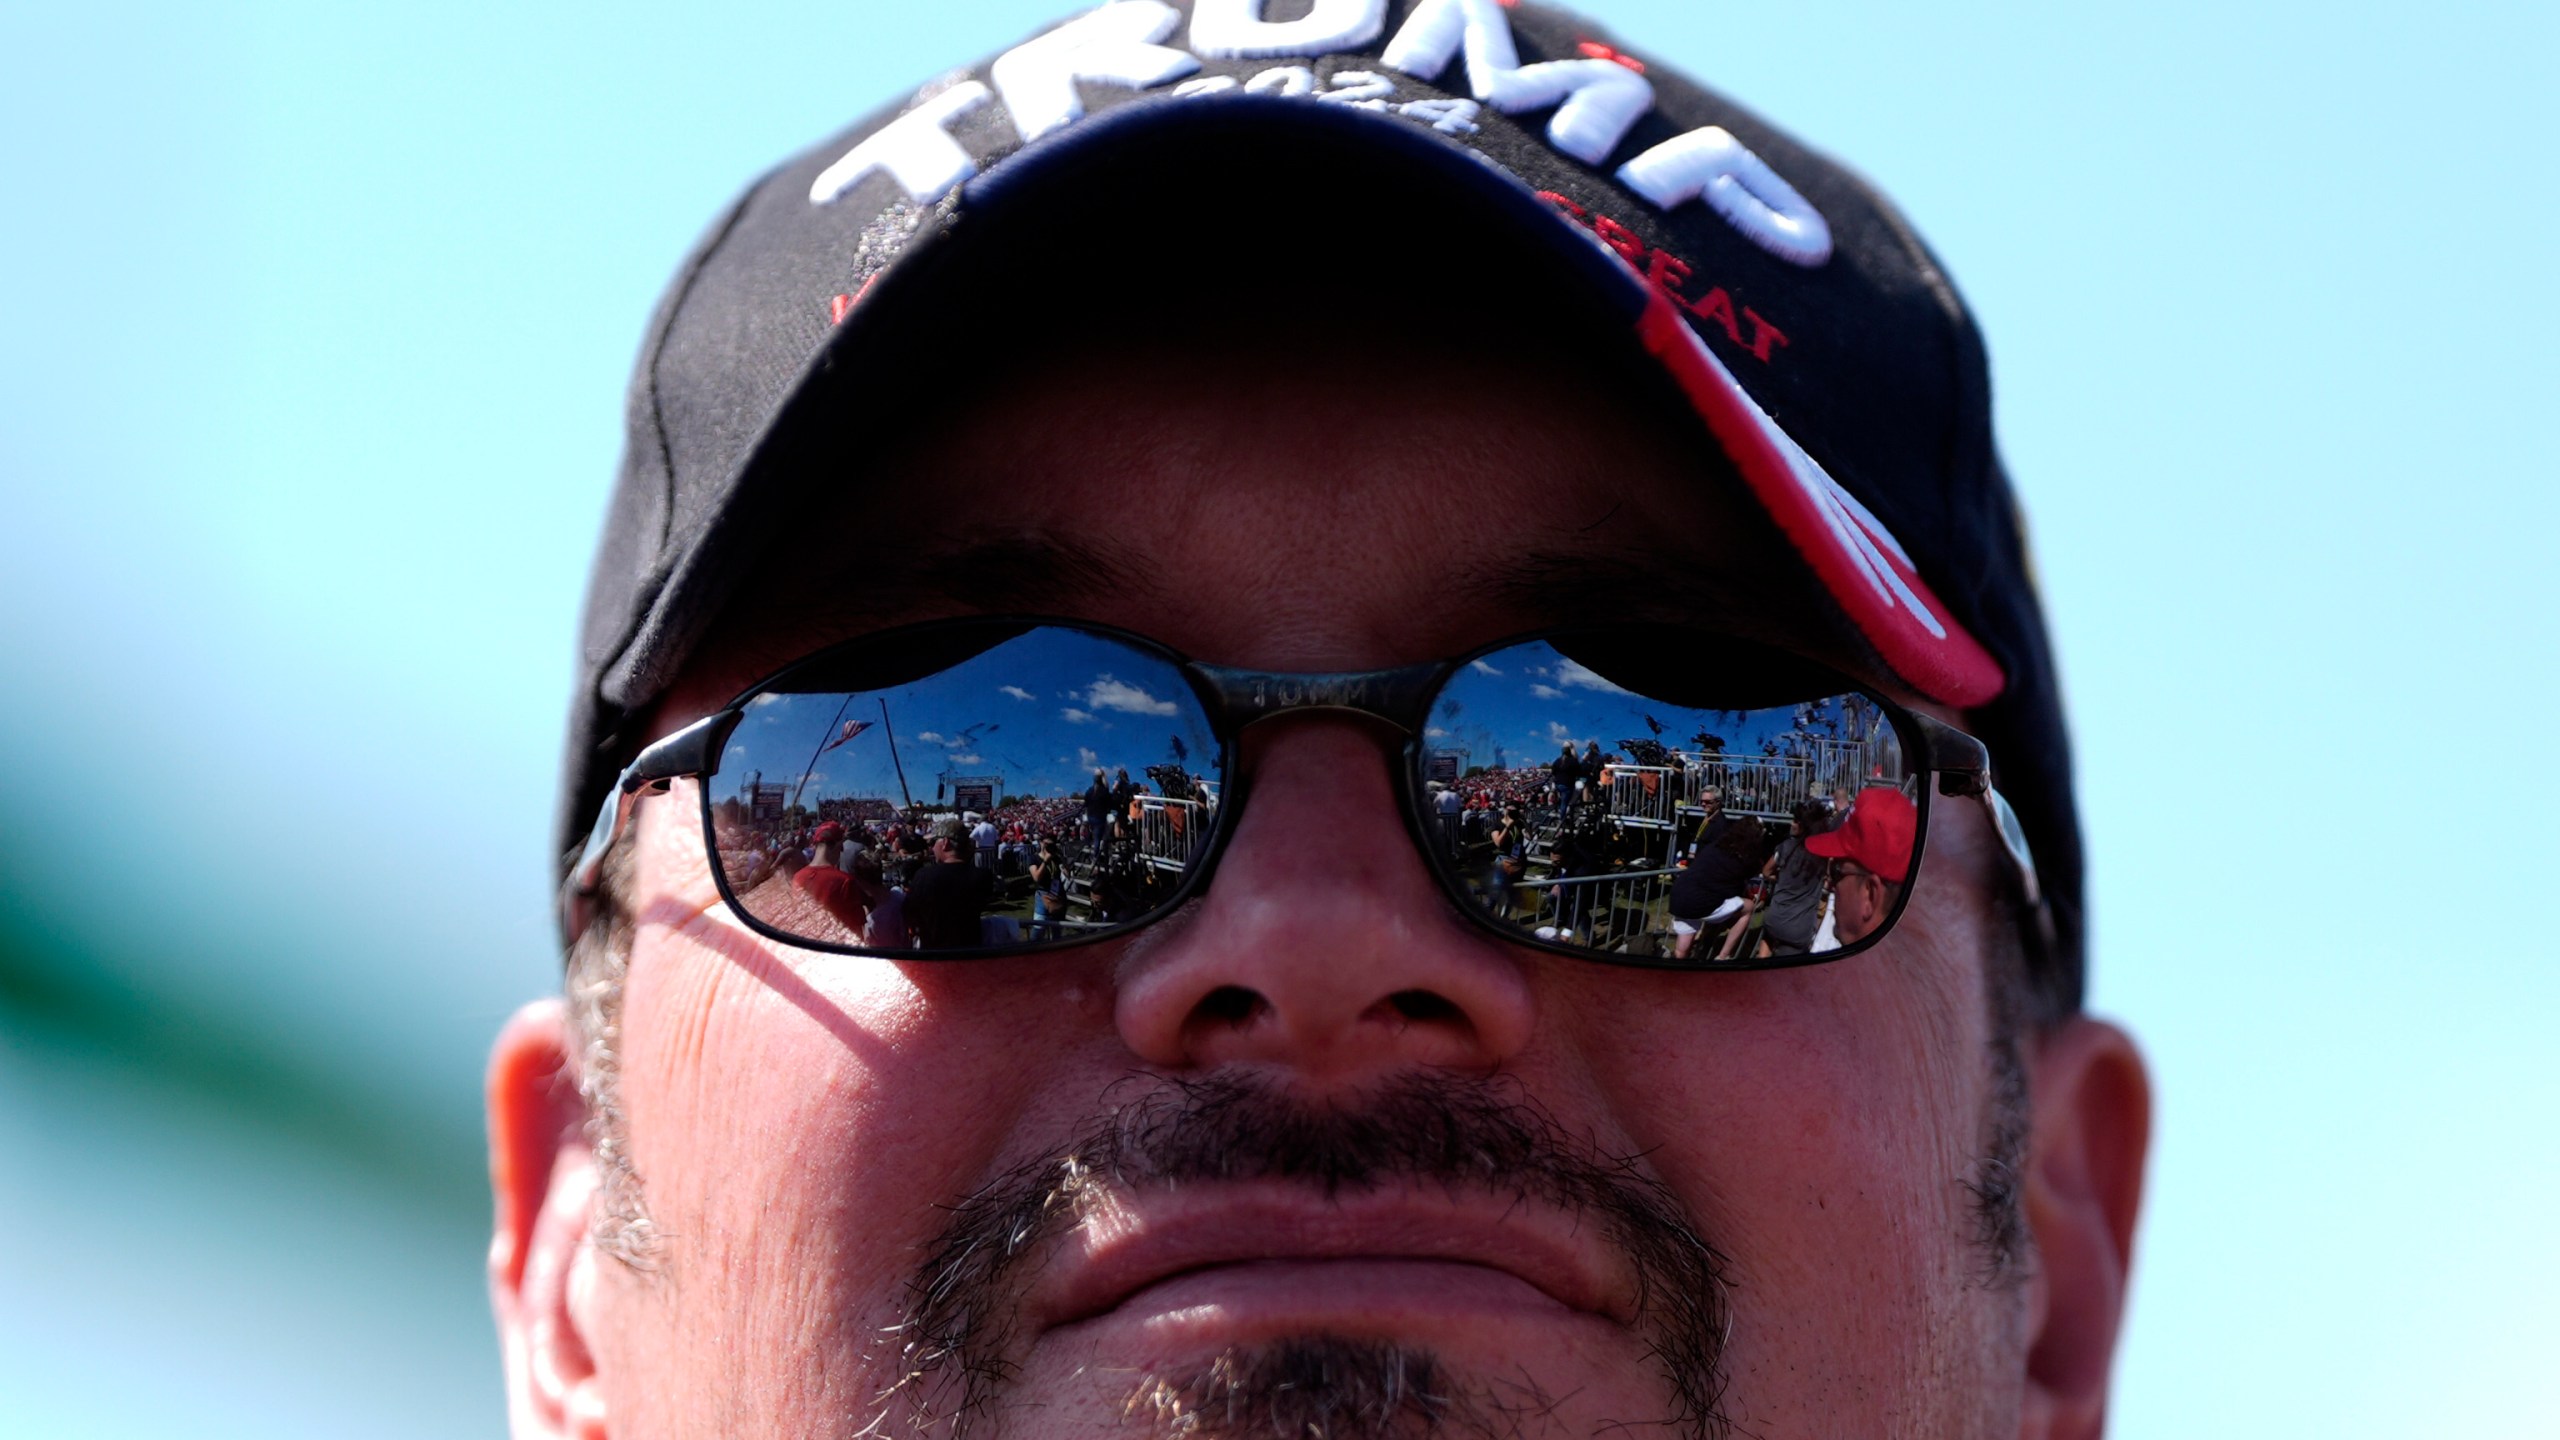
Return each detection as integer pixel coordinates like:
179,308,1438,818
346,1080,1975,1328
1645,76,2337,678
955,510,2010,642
0,884,482,1218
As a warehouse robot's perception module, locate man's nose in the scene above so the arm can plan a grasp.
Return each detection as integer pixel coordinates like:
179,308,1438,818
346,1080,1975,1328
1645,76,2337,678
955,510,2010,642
1114,717,1535,1082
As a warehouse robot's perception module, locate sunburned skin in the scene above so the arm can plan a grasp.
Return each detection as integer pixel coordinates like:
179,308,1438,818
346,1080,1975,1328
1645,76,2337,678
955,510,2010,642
487,339,2148,1440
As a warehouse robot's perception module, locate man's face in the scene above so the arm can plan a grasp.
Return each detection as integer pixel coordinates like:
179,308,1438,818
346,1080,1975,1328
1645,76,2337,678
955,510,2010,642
492,338,2146,1439
1824,861,1884,949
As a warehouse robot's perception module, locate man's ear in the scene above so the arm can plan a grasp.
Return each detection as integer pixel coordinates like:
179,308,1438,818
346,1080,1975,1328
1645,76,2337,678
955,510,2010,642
2018,1015,2150,1440
488,999,611,1440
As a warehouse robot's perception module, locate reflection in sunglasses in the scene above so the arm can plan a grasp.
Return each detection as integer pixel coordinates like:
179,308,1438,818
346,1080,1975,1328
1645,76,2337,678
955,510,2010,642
687,626,1927,967
1433,643,1914,963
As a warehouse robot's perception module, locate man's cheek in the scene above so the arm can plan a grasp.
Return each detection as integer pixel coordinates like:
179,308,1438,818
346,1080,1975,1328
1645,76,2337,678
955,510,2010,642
616,936,1076,1312
622,943,857,1232
1575,961,1980,1256
1596,994,1983,1408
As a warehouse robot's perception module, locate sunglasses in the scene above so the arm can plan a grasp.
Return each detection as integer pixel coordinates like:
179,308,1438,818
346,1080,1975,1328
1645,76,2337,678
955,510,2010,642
567,618,2047,970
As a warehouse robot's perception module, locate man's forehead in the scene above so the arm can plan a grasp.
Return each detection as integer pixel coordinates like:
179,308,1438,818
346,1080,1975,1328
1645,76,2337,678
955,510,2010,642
660,339,1883,720
700,531,1780,678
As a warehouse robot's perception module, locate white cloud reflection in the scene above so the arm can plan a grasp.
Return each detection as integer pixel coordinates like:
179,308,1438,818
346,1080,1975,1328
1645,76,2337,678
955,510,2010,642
1084,675,1177,716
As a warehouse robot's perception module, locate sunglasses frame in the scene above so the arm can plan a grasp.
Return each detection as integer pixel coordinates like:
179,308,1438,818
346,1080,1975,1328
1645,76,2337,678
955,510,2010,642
566,616,2049,970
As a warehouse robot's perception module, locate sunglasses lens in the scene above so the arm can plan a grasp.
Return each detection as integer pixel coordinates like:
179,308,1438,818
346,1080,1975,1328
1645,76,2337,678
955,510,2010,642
1419,638,1919,963
706,624,1221,951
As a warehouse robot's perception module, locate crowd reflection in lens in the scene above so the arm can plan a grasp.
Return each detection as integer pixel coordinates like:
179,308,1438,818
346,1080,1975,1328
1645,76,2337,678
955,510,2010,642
1427,642,1918,962
701,628,1921,963
705,628,1223,952
713,757,1224,951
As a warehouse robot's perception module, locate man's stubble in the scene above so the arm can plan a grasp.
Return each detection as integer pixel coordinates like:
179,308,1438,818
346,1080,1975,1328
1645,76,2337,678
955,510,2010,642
881,1071,1735,1440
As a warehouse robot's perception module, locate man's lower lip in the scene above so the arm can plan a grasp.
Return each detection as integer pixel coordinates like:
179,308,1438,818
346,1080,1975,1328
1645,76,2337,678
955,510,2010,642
1054,1258,1587,1337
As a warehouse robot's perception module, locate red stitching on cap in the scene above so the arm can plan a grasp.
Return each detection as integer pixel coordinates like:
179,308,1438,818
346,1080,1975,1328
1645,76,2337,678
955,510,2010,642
1575,41,1646,74
1687,285,1743,347
1592,214,1649,267
826,273,882,327
1741,306,1789,362
1538,193,1790,367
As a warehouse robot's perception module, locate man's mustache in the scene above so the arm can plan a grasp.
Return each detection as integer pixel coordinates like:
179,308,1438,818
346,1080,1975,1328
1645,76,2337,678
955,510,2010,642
882,1071,1733,1439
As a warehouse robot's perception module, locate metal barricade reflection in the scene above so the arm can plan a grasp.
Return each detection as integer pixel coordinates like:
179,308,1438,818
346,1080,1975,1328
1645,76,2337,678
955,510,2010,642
1667,740,1899,821
1133,795,1212,871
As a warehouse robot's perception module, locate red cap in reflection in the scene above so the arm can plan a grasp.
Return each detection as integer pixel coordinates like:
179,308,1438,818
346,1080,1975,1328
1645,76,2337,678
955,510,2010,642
1803,787,1917,885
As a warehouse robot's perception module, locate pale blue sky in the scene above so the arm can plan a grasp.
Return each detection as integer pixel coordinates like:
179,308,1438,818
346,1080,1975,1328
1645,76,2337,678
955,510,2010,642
2,3,2553,1434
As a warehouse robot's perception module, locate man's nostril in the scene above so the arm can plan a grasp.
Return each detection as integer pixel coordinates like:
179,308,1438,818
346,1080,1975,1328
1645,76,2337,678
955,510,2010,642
1194,985,1265,1027
1386,989,1463,1023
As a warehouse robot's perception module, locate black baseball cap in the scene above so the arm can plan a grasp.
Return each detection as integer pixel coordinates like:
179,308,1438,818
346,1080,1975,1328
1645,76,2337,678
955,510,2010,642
566,0,2084,1009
